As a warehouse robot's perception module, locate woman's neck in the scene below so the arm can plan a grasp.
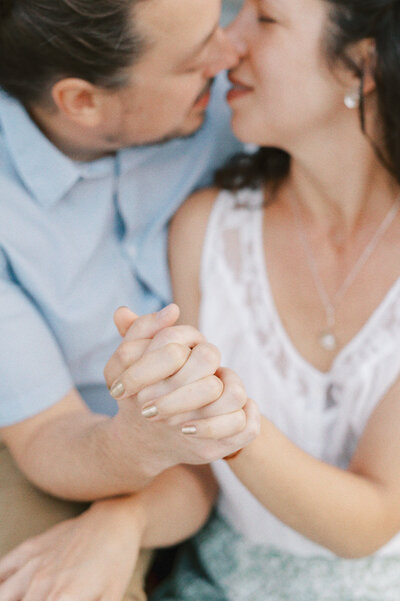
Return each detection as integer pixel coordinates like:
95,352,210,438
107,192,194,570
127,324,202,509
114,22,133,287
284,116,399,239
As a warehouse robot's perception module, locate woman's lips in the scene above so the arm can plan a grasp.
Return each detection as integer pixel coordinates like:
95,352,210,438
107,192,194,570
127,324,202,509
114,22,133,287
227,75,253,102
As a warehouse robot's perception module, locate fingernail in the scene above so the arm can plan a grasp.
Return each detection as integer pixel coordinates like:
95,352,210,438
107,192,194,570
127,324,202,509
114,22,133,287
110,380,125,399
182,426,197,435
141,405,158,418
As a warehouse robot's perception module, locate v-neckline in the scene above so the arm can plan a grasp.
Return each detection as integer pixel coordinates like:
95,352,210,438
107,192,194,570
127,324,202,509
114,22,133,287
250,191,400,381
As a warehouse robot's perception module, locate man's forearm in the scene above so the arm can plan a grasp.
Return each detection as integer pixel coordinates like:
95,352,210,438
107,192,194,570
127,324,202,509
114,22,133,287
10,406,161,501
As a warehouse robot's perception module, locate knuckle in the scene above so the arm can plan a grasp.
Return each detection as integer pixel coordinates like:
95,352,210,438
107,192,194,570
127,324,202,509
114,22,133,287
207,375,224,398
153,327,178,346
196,343,221,367
115,341,136,367
229,383,247,407
166,342,188,366
185,325,205,343
235,410,247,432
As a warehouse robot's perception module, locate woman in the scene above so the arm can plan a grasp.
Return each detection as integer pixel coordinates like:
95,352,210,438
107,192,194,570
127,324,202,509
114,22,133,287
1,0,400,599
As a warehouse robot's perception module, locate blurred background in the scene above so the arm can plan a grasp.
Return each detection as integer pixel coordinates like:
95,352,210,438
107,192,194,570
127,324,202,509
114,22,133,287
221,0,243,25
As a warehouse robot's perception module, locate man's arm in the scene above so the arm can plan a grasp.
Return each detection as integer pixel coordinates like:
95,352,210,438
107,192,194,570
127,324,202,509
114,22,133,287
1,388,166,501
0,306,203,499
2,304,257,501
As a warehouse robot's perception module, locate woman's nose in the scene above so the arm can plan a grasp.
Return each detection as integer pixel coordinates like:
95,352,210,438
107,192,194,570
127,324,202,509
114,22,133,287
224,5,250,58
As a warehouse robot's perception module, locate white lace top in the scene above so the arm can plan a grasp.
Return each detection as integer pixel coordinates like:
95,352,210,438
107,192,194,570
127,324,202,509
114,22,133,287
200,189,400,558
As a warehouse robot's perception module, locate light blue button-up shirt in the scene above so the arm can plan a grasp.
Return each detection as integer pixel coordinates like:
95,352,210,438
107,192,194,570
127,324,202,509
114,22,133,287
0,76,241,425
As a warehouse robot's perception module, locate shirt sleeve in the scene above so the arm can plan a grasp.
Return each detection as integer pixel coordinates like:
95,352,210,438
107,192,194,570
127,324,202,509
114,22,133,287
0,262,74,427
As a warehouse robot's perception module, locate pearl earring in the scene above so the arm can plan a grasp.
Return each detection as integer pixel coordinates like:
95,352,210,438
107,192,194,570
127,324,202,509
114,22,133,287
344,87,360,109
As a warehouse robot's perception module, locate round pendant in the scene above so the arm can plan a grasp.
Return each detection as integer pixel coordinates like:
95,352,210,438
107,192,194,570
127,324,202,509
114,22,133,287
319,331,337,351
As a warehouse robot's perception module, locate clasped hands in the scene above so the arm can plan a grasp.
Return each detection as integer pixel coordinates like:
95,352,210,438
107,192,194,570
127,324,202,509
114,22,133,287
105,303,260,472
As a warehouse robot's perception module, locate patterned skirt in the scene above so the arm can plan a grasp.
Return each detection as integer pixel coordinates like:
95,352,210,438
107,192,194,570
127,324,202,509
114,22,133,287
151,510,400,601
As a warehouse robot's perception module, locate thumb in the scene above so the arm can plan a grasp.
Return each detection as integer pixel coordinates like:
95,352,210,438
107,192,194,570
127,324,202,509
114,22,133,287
124,304,180,341
114,306,138,337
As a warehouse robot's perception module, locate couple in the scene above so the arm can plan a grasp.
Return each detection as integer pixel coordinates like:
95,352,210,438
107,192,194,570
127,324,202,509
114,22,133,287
2,0,400,599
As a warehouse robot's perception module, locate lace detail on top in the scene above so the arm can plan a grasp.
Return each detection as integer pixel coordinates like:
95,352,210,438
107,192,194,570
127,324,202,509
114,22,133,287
199,189,400,557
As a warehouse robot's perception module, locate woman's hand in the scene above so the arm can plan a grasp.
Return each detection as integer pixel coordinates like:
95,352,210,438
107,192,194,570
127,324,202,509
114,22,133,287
0,497,146,601
105,305,261,471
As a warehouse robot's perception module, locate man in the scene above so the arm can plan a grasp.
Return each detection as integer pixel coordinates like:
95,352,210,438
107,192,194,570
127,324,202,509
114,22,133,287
0,0,251,598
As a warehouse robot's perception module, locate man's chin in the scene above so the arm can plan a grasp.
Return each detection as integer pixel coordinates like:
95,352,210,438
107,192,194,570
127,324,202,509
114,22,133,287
133,111,208,149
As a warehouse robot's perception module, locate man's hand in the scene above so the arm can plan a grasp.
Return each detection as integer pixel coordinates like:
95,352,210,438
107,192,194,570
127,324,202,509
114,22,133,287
0,499,145,601
104,304,260,476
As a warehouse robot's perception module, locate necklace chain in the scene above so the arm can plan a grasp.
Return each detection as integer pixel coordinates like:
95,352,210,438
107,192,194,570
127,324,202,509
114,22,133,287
289,193,400,350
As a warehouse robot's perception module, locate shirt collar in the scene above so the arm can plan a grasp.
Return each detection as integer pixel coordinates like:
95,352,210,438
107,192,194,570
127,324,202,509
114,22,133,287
0,91,80,208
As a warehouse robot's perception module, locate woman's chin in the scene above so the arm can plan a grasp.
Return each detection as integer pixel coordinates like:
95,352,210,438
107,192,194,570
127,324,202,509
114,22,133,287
230,116,262,147
231,112,285,149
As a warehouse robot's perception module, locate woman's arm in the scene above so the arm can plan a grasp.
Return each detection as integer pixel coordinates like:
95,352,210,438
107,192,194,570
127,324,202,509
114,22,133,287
228,376,400,558
169,188,400,559
109,464,217,549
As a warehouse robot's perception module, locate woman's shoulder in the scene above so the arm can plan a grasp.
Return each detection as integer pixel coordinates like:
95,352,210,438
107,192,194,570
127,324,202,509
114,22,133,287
170,186,264,266
171,185,263,237
169,187,235,261
172,187,221,230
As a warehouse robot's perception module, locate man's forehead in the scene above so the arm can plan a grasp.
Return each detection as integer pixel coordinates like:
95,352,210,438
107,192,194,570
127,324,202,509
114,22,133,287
135,0,221,50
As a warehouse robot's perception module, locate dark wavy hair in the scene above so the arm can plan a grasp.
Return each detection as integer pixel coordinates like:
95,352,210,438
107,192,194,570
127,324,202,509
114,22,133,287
0,0,147,106
216,0,400,189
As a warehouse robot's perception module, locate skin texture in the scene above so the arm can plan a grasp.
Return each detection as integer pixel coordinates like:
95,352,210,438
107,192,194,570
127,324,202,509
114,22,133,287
2,0,400,599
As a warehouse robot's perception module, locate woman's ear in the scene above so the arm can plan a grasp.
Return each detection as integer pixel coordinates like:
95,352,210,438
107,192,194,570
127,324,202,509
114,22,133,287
359,39,377,96
344,39,376,110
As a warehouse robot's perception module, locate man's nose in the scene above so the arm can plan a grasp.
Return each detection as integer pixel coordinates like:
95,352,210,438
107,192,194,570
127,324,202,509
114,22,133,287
203,28,239,78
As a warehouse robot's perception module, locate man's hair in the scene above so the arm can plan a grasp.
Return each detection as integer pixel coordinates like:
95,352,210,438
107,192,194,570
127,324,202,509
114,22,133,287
0,0,147,106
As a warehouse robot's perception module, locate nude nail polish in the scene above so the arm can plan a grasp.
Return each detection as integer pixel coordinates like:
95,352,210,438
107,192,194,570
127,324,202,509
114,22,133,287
142,406,158,418
182,426,197,435
110,381,124,399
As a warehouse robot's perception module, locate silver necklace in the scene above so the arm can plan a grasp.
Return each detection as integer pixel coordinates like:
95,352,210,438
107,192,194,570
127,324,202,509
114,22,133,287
289,194,400,351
